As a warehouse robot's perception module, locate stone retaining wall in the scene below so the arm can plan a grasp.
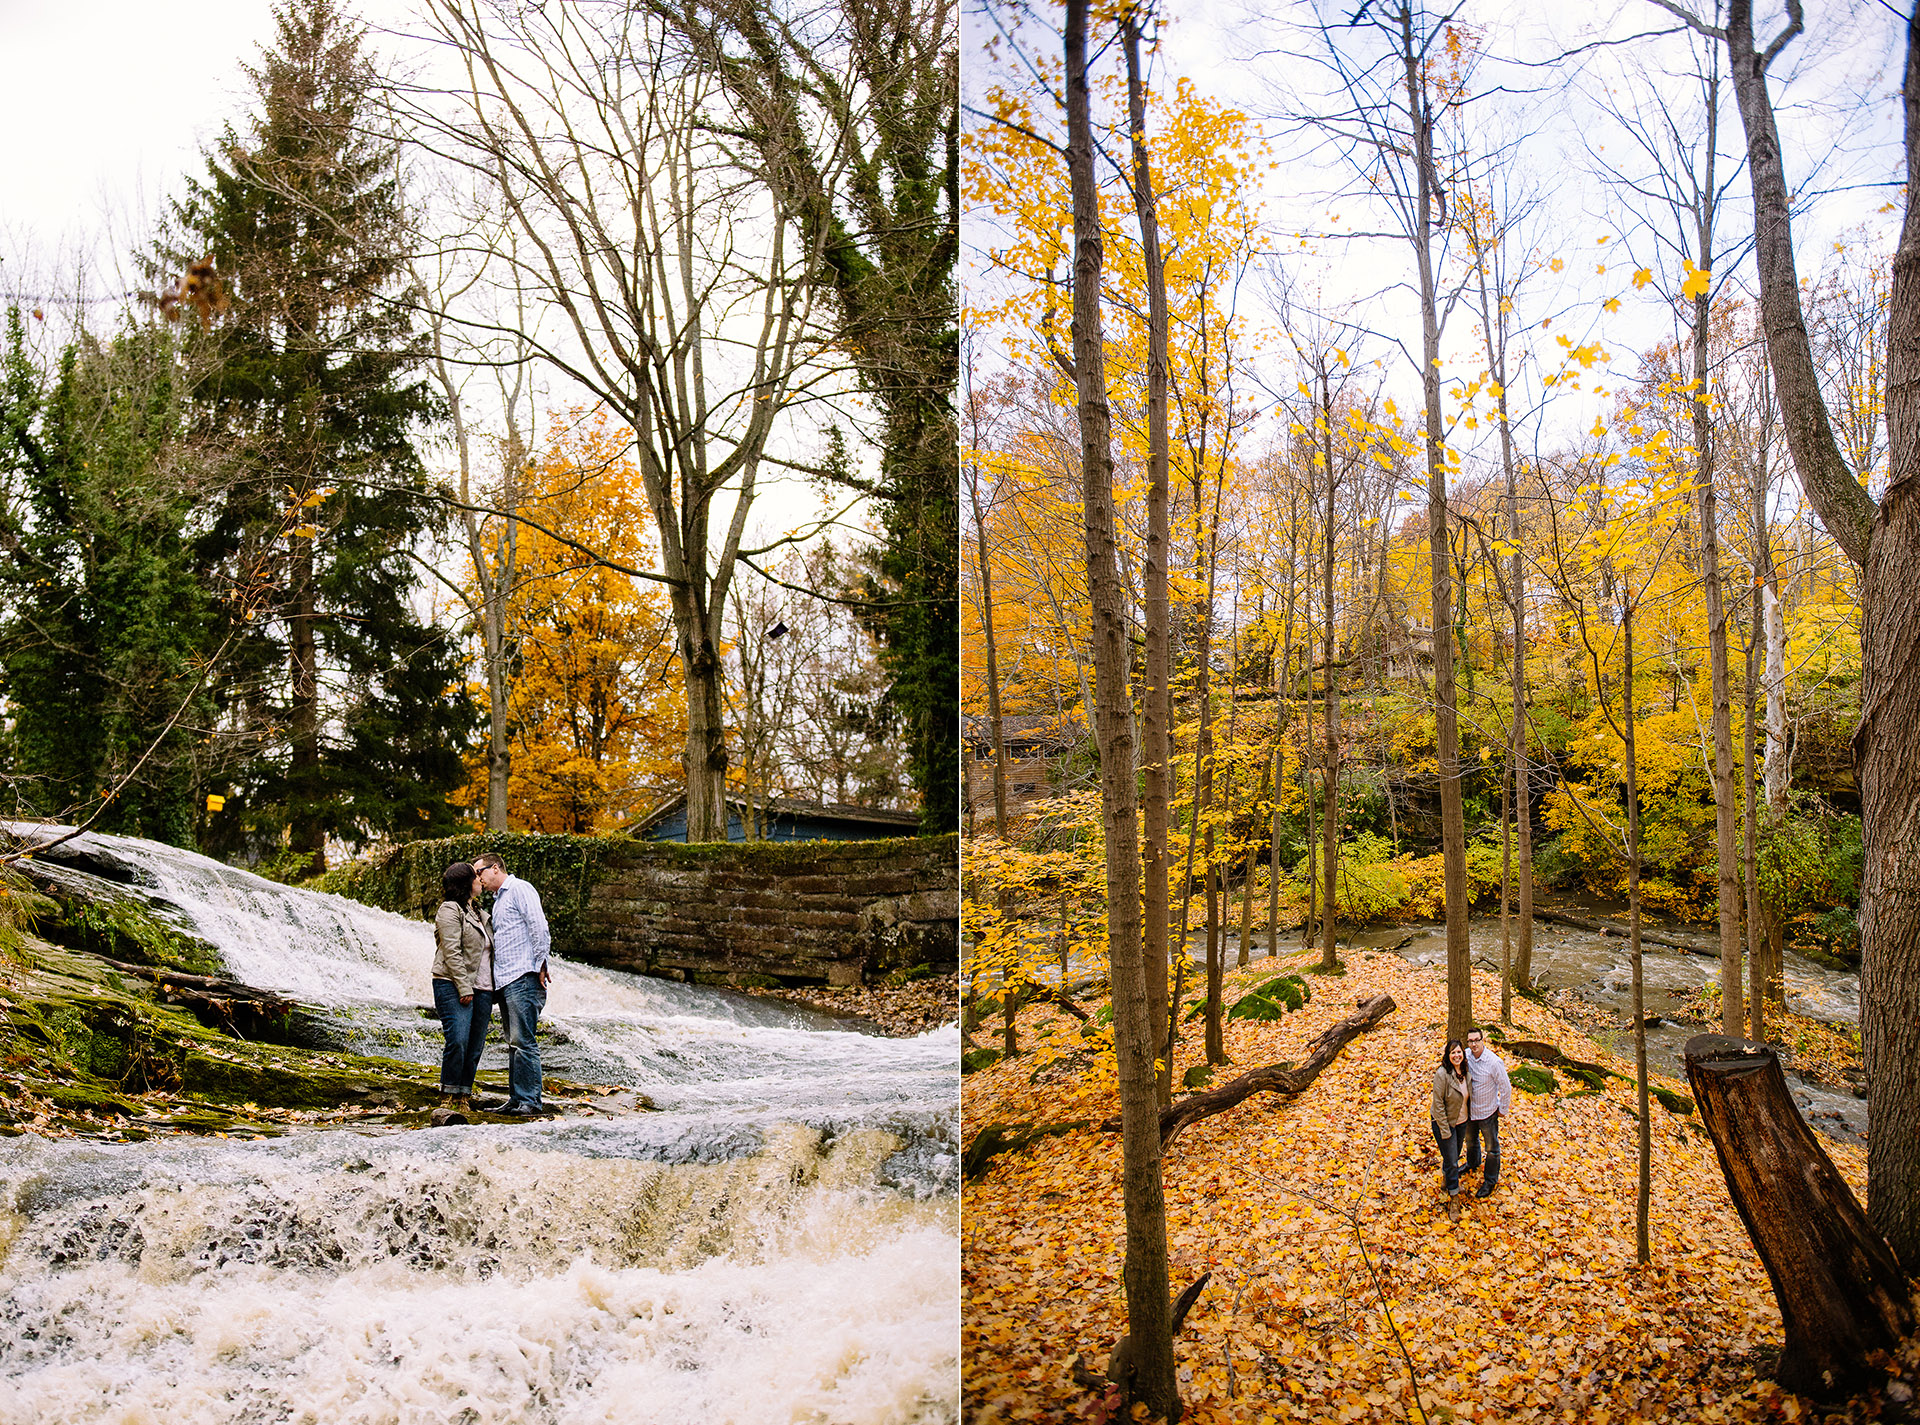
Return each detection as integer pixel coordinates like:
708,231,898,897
319,832,958,986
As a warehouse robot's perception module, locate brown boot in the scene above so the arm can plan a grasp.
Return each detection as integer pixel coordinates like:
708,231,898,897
1444,1197,1461,1224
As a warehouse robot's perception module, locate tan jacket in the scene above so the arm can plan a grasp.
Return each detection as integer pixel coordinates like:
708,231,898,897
1431,1066,1470,1133
432,900,494,997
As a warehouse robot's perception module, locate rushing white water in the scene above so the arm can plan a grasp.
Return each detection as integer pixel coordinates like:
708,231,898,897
0,828,959,1423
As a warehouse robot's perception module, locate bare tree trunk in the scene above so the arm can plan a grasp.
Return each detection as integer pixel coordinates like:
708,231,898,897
1065,1,1176,1408
1125,13,1174,1109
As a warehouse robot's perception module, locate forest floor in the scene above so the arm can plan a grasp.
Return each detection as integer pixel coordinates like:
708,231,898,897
962,947,1916,1424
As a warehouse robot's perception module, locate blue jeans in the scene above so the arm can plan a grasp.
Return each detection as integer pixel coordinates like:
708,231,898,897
432,980,494,1095
498,971,547,1108
1462,1114,1501,1193
1432,1119,1463,1195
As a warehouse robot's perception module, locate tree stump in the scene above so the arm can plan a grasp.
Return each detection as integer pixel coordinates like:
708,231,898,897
1683,1033,1913,1398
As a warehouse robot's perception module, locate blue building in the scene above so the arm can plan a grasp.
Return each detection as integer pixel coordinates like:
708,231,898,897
633,793,922,843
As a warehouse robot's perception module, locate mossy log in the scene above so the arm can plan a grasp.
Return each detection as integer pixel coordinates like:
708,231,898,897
1105,993,1396,1149
1683,1033,1912,1398
93,956,297,1038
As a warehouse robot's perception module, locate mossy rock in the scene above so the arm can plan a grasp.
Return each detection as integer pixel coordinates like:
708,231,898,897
962,1047,1003,1075
37,894,223,978
963,1119,1088,1180
1182,1063,1215,1089
1649,1084,1694,1115
1511,1064,1559,1094
1228,974,1310,1021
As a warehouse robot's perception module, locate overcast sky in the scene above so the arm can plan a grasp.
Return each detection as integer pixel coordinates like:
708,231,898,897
0,0,859,548
963,0,1906,470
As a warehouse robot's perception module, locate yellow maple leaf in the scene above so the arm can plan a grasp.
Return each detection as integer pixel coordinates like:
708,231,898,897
1603,297,1621,313
1681,261,1711,299
1632,268,1653,290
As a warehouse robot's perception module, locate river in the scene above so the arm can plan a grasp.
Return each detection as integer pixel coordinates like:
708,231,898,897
1169,909,1866,1143
0,830,959,1424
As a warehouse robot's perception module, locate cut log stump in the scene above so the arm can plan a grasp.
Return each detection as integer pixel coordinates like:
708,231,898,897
1683,1033,1913,1399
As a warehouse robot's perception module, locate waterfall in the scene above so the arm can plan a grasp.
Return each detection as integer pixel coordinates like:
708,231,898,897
0,828,959,1423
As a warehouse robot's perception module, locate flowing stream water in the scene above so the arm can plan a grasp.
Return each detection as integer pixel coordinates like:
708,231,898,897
1167,911,1866,1142
0,830,959,1424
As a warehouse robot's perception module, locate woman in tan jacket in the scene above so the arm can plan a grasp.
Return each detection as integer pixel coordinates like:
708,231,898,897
1431,1038,1471,1213
432,861,495,1109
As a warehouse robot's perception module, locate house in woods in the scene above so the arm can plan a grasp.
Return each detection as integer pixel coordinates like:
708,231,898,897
634,792,922,843
962,713,1087,828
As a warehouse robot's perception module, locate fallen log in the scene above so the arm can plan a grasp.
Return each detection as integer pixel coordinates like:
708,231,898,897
1683,1033,1912,1399
94,956,298,1036
1533,909,1712,956
1107,993,1396,1149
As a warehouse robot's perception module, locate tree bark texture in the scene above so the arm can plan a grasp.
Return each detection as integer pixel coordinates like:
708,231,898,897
1683,1034,1914,1398
1148,993,1397,1150
1724,0,1920,1265
1857,2,1920,1273
1065,1,1177,1410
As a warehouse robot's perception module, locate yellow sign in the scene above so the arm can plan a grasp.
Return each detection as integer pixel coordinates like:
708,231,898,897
206,795,226,812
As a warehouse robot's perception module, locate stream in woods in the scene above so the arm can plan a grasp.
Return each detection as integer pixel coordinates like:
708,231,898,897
1170,910,1865,1142
0,830,959,1424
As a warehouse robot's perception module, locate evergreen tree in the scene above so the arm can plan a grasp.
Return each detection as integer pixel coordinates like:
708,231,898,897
0,311,220,846
162,0,472,870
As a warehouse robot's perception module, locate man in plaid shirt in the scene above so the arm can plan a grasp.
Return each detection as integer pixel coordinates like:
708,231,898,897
473,852,552,1114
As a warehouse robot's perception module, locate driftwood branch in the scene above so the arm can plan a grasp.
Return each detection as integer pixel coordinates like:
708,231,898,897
1106,993,1397,1148
96,957,299,1034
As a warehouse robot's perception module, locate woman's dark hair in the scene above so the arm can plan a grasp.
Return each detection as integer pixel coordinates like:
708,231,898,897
442,862,477,905
1439,1038,1468,1078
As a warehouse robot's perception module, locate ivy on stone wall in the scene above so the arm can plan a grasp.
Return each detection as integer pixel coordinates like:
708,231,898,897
316,832,960,965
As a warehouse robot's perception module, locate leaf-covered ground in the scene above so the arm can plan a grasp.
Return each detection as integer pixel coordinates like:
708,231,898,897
963,948,1916,1424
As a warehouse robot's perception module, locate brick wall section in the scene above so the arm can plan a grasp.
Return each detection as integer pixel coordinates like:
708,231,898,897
321,832,958,987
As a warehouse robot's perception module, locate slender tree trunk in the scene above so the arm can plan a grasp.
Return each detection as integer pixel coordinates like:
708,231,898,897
1744,617,1766,1043
1064,0,1177,1406
1499,415,1533,992
1685,149,1745,1032
1624,596,1651,1265
1697,378,1744,1032
1398,7,1470,1042
1320,377,1340,975
1500,749,1513,1025
1199,472,1226,1066
972,473,1011,835
288,528,322,870
1125,13,1175,1108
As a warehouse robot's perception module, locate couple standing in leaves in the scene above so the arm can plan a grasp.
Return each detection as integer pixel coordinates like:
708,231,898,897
1430,1027,1512,1220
